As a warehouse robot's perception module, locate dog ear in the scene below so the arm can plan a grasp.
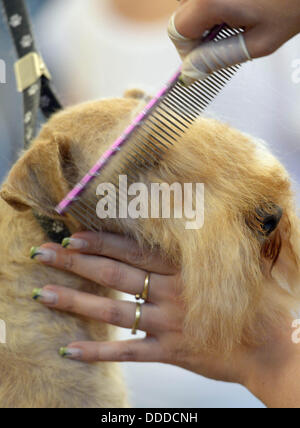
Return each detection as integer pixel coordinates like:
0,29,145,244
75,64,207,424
123,88,151,102
0,136,74,216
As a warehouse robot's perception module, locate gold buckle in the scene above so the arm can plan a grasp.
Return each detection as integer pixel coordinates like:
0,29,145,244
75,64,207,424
14,52,51,92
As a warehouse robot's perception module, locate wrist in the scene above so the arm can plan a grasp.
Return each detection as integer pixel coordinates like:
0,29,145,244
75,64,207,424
242,322,300,408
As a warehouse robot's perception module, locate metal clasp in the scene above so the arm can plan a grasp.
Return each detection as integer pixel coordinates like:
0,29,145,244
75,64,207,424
14,52,51,92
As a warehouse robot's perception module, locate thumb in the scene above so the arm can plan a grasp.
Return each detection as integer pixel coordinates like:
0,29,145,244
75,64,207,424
180,32,252,86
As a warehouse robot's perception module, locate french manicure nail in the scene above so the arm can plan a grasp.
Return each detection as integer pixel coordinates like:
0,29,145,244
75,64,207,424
59,347,83,360
32,288,58,304
30,247,56,263
61,238,88,250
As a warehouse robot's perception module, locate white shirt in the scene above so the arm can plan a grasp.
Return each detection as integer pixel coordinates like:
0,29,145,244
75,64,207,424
36,0,181,101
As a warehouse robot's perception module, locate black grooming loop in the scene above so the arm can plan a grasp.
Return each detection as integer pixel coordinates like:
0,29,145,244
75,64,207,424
1,0,70,243
1,0,62,148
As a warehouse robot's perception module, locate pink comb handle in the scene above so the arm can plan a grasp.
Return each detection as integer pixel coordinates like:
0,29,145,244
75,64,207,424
55,69,181,214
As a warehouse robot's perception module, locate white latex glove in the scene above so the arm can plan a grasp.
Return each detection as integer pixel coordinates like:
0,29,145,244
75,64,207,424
168,0,300,85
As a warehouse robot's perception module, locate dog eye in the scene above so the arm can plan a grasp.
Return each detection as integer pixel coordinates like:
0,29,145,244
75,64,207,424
261,214,281,235
256,204,283,236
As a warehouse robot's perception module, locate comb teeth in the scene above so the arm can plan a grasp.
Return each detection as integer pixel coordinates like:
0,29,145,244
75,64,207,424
56,25,243,230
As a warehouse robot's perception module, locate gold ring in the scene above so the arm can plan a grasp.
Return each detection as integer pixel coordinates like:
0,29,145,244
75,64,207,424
131,301,142,335
135,273,150,302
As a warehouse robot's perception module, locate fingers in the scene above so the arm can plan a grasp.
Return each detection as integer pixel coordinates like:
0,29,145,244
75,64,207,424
169,0,253,85
63,231,178,275
180,32,252,85
168,0,220,60
179,23,282,85
59,338,163,363
32,243,177,303
34,285,182,334
172,0,259,40
174,0,220,40
242,24,280,58
36,285,159,333
169,0,280,85
168,12,200,60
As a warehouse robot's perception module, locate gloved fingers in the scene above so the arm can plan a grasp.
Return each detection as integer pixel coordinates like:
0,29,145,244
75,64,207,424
180,32,252,86
168,12,200,60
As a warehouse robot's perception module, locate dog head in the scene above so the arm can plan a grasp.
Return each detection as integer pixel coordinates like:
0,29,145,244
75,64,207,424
2,91,300,352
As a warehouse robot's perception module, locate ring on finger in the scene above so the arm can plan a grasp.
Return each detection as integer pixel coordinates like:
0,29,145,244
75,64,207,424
131,301,142,335
135,273,150,302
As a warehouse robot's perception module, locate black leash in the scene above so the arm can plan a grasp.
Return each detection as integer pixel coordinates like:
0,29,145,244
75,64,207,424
1,0,70,243
1,0,62,148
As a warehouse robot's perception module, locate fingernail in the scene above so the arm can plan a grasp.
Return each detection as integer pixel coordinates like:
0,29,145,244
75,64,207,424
62,238,88,250
30,247,56,263
59,347,82,360
32,288,58,304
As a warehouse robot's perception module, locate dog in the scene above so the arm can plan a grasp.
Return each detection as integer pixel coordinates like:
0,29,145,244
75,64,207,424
0,89,300,407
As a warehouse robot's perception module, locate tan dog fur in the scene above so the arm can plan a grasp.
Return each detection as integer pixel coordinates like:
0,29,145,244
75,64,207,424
0,91,300,407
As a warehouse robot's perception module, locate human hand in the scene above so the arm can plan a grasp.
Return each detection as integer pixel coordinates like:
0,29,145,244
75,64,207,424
30,232,300,407
30,232,248,384
169,0,300,85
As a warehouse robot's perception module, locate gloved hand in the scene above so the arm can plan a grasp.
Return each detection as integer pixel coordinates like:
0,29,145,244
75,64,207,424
168,0,300,85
